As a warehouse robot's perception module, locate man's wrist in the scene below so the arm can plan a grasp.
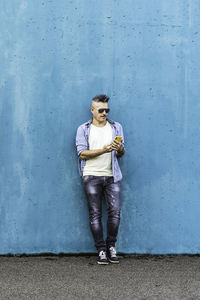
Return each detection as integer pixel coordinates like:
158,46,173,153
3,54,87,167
117,146,125,155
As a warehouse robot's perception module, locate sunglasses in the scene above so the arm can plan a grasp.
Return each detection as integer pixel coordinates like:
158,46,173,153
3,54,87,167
98,108,110,114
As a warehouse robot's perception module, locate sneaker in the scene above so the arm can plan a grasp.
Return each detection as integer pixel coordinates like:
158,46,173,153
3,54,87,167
107,246,119,263
97,250,109,265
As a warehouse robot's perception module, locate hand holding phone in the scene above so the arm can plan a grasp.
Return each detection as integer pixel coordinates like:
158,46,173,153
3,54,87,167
110,136,123,152
103,136,123,153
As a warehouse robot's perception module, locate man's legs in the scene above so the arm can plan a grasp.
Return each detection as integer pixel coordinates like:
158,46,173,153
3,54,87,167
82,175,106,252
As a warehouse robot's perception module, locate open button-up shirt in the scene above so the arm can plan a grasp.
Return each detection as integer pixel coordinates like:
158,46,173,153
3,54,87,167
75,118,125,183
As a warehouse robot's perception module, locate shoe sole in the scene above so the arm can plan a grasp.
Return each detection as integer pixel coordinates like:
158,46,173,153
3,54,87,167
108,259,119,264
97,261,109,265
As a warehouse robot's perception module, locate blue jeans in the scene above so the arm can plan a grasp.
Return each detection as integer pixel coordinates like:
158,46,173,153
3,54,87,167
82,175,121,252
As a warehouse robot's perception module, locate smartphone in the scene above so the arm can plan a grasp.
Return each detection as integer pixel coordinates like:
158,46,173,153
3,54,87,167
114,136,122,142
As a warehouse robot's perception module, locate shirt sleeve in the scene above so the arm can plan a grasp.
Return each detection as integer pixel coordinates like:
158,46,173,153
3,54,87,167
75,125,88,157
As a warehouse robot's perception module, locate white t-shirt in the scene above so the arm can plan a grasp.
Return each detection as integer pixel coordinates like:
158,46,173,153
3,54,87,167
83,121,113,176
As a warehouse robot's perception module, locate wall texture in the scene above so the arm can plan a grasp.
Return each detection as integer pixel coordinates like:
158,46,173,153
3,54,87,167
0,0,200,254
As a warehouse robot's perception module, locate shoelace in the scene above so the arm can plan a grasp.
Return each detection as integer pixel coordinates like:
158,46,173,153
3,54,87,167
99,250,107,260
109,246,117,257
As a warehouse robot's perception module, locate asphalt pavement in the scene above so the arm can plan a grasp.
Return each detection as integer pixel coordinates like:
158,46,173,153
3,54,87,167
0,254,200,299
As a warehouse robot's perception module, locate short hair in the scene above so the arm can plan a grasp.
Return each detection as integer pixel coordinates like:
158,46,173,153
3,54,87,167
92,94,110,103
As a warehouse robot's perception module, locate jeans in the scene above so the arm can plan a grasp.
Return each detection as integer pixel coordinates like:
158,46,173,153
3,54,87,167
82,175,121,252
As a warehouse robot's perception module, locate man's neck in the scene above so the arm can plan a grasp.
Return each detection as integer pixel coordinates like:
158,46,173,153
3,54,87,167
91,118,107,127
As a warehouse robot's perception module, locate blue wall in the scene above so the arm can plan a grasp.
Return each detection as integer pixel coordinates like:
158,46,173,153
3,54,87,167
0,0,200,254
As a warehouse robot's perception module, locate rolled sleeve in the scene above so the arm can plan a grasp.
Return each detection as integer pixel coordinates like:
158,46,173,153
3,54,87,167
75,125,88,157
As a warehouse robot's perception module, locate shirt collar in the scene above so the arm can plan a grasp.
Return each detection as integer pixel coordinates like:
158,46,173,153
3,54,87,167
85,118,115,127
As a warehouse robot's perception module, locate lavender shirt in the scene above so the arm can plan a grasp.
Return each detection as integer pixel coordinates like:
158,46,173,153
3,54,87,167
75,118,125,183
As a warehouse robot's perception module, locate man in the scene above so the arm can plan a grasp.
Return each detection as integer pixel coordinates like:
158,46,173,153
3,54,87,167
75,94,125,265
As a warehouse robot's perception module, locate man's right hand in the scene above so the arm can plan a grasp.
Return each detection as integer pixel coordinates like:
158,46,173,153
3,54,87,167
102,143,115,153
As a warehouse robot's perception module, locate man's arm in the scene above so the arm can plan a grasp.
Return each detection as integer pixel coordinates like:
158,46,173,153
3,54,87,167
115,123,126,159
80,144,113,160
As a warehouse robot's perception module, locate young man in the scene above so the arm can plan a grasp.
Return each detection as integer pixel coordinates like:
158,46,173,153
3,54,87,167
75,94,125,265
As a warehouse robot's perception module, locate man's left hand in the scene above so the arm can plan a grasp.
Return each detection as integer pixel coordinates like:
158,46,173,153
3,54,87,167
111,140,124,152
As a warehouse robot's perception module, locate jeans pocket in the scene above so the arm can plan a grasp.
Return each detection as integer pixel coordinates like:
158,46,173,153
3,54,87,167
82,175,93,183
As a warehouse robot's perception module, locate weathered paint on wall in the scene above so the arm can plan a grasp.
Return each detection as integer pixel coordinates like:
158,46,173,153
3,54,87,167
0,0,200,254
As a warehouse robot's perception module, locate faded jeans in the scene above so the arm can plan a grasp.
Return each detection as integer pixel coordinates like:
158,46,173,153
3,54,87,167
82,175,121,252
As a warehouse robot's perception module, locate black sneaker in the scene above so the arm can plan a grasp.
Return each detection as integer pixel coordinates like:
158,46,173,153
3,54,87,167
107,246,119,263
97,250,109,265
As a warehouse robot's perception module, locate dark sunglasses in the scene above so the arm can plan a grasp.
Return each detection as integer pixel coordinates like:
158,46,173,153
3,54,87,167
98,108,110,113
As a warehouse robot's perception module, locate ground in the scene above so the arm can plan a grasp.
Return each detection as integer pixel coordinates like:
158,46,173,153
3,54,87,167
0,254,200,299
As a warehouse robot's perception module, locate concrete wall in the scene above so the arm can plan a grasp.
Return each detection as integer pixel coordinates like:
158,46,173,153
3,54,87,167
0,0,200,254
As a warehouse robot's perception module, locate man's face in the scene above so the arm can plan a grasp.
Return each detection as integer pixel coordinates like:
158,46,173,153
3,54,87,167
91,101,109,123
